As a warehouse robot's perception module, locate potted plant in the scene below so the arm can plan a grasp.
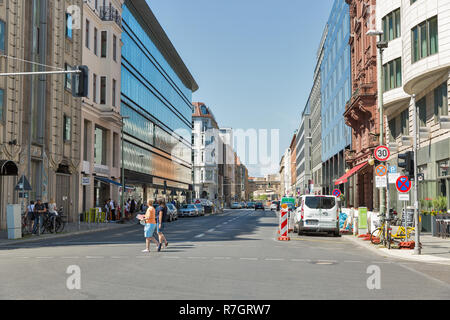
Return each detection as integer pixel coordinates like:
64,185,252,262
430,196,448,236
420,198,433,232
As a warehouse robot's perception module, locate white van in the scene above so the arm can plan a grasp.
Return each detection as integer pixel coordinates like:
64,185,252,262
293,195,340,237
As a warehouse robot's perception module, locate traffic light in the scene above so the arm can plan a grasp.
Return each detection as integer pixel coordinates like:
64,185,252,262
398,151,414,178
72,65,89,97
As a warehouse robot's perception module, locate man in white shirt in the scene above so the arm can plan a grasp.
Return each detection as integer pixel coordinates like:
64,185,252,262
109,199,116,221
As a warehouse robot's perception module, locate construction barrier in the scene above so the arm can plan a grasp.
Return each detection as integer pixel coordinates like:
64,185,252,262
278,206,290,241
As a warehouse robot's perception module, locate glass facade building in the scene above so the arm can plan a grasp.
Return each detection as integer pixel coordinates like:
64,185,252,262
320,0,352,193
121,1,198,198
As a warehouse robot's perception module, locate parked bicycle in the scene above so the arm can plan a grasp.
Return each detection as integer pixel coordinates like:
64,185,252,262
40,207,65,234
21,213,33,236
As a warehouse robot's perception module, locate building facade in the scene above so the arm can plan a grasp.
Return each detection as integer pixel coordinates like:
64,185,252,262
120,0,198,205
321,0,352,196
295,102,311,196
378,0,450,210
0,0,84,229
192,102,219,205
79,0,124,214
344,0,379,211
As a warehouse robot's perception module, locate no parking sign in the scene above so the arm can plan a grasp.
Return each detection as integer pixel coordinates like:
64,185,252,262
332,189,341,198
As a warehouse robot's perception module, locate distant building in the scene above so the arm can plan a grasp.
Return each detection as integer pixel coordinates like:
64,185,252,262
321,0,352,195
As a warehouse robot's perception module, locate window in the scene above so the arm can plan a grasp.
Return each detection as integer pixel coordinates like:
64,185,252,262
101,31,107,58
401,108,409,135
113,34,117,61
383,58,402,92
64,63,72,91
0,20,5,52
411,16,438,63
382,9,401,42
112,79,116,107
417,97,427,127
93,74,97,103
94,27,98,55
94,126,107,165
0,88,4,122
100,76,106,104
389,118,397,141
66,13,73,39
85,19,90,48
434,81,448,118
63,115,71,141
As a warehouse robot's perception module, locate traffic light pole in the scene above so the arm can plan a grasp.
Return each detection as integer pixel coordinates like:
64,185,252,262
411,95,421,254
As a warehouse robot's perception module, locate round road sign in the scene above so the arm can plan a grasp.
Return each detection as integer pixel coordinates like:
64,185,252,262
332,189,341,197
396,176,412,193
374,146,390,162
375,165,387,177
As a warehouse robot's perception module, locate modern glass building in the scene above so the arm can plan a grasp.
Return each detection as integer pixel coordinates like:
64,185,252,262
320,0,352,195
121,0,198,203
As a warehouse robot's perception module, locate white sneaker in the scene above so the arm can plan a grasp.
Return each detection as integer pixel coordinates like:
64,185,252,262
141,249,149,253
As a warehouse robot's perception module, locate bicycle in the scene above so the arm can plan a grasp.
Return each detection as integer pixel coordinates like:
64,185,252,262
370,218,391,248
40,207,65,234
21,213,33,236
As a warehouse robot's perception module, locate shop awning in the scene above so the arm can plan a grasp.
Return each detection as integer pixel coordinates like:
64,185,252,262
94,176,135,190
0,160,18,176
334,161,368,185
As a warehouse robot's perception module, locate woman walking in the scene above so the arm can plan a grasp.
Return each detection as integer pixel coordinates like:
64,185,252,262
140,199,160,253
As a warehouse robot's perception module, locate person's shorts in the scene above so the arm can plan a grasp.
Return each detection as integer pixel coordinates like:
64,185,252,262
157,222,165,233
144,223,157,238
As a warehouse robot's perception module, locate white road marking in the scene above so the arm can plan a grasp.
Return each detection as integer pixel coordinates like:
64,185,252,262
207,228,215,233
265,258,284,261
86,256,104,259
62,256,80,259
240,258,258,261
195,233,205,238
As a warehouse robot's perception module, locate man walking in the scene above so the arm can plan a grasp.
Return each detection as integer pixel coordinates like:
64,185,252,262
156,200,168,251
33,199,47,235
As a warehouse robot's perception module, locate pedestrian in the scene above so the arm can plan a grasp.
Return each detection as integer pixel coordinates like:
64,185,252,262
104,200,110,222
109,199,116,221
139,199,160,253
33,199,46,235
157,200,168,251
48,198,57,215
130,198,136,214
25,201,35,233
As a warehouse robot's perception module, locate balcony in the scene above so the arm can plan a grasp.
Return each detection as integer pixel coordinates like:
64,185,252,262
99,6,122,28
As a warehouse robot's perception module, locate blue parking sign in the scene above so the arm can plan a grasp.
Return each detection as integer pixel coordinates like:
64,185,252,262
389,166,397,174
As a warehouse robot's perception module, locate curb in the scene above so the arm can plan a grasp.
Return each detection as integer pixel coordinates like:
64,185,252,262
341,234,450,266
0,222,136,247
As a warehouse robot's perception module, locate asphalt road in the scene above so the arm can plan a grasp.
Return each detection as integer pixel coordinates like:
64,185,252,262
1,209,449,299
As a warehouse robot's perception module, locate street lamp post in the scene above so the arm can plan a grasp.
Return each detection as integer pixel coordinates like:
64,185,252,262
121,116,130,220
367,29,388,220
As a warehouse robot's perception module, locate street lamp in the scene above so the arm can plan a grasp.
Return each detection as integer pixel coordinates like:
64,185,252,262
367,29,388,219
121,116,130,219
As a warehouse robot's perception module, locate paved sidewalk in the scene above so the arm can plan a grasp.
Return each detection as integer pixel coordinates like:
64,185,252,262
342,233,450,265
0,220,136,247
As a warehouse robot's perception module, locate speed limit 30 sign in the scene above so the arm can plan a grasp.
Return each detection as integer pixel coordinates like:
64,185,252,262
374,146,390,162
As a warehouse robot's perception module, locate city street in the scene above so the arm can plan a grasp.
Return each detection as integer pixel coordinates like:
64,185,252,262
1,209,449,300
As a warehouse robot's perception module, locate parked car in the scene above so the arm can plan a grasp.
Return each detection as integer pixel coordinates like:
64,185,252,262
294,195,340,237
166,203,178,221
240,202,247,208
231,202,242,209
246,202,256,209
270,201,280,211
255,202,265,211
194,203,205,216
179,204,199,217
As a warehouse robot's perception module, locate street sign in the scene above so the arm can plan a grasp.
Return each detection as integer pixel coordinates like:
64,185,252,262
396,176,412,193
332,189,341,197
14,175,32,191
375,165,387,177
374,146,390,162
398,194,410,201
375,176,387,188
81,177,90,185
388,172,400,184
389,166,397,174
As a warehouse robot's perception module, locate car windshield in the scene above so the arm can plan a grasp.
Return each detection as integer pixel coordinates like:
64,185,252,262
256,203,263,205
304,196,336,209
182,205,195,209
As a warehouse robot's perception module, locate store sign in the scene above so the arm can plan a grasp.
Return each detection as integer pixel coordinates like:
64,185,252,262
81,177,90,186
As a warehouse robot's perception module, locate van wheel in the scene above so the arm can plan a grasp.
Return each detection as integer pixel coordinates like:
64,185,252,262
298,227,302,236
334,230,340,237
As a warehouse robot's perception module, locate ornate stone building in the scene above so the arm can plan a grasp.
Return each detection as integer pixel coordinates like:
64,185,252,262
344,0,379,211
0,0,83,229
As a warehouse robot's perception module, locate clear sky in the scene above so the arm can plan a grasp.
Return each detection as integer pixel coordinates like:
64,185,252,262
148,0,335,177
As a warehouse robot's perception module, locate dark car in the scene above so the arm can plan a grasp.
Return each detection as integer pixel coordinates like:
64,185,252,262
255,202,265,211
247,202,256,209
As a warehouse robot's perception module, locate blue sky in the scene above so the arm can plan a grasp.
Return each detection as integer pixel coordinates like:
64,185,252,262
148,0,335,177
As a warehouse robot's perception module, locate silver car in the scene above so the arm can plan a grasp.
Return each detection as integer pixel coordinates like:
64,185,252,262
179,204,199,217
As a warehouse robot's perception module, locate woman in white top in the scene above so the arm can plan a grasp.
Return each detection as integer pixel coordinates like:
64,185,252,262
48,199,58,215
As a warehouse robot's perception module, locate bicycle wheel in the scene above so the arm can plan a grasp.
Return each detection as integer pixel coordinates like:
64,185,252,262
371,228,383,244
55,217,65,233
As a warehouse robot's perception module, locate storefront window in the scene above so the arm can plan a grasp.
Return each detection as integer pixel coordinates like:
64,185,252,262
438,159,449,177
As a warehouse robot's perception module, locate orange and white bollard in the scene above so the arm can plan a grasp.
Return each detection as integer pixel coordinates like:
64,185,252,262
278,204,290,241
